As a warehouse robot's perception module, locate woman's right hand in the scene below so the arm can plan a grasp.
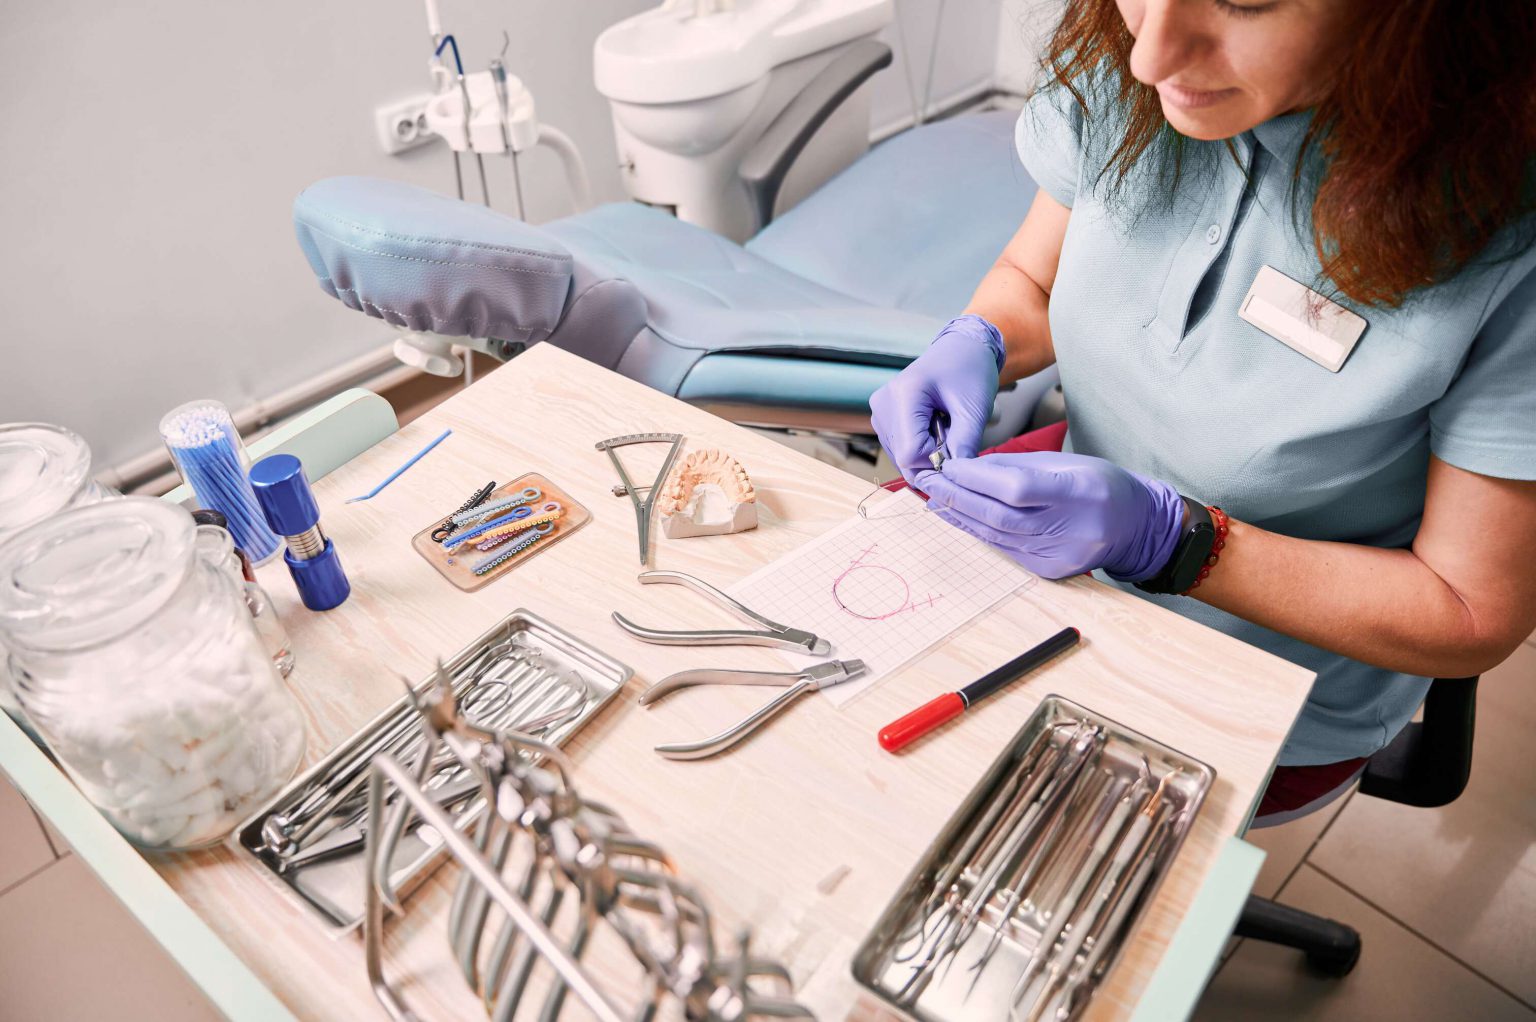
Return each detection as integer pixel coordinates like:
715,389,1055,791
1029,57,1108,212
869,314,1006,485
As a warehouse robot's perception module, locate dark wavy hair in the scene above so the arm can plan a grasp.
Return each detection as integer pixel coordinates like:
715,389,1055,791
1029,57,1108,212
1043,0,1536,307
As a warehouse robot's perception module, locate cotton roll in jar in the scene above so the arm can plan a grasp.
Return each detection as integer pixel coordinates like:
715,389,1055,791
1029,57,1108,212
0,497,305,850
0,423,115,731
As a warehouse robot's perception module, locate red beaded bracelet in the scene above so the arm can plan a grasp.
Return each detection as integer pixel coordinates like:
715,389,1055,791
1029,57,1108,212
1184,505,1229,594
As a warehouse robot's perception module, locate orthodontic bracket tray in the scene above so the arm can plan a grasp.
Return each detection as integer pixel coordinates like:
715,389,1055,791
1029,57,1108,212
611,570,832,655
638,660,867,760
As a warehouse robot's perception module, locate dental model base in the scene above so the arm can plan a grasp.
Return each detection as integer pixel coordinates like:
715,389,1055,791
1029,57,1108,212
612,569,831,655
596,432,685,567
657,448,758,538
361,652,811,1021
639,660,867,760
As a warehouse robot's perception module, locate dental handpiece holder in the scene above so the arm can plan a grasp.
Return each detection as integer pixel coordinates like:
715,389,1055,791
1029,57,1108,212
250,454,350,611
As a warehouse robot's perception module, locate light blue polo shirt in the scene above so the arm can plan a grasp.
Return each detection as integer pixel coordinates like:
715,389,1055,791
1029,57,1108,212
1016,86,1536,766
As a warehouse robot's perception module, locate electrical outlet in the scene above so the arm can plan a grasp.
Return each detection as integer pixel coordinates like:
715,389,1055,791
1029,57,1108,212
374,95,436,155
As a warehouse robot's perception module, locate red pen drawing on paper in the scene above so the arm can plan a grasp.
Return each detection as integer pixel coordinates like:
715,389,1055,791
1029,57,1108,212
832,543,944,621
727,490,1034,707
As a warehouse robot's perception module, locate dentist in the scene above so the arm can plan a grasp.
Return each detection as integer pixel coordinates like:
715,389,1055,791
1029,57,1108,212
870,0,1536,821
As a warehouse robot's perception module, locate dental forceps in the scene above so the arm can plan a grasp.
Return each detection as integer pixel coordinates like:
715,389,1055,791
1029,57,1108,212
638,660,868,760
611,570,832,655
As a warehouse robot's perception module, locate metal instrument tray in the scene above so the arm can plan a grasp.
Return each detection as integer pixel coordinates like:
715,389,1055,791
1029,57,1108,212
230,609,631,933
852,694,1214,1022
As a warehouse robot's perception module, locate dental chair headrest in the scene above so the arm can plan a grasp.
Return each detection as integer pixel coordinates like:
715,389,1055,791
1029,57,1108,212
293,176,574,342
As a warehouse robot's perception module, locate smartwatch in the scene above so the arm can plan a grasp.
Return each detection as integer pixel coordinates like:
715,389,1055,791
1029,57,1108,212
1135,497,1216,596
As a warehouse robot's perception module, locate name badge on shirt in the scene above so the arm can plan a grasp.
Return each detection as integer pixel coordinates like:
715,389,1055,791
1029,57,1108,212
1239,265,1368,373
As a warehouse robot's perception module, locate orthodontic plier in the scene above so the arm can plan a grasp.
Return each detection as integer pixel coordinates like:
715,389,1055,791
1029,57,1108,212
638,659,868,760
611,570,832,655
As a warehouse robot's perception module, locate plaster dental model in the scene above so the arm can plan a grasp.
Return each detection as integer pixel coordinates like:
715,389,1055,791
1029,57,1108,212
657,449,758,539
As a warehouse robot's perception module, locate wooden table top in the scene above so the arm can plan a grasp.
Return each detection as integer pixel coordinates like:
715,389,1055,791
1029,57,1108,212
153,344,1314,1022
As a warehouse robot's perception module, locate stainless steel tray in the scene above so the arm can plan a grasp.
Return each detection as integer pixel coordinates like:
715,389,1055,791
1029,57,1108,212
852,694,1214,1022
230,609,631,933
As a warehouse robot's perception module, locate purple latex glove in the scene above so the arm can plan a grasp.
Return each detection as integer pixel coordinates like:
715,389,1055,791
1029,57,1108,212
869,315,1007,485
920,451,1187,582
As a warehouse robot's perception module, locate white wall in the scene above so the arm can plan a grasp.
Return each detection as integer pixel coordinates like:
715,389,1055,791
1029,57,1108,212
0,0,1005,470
994,0,1060,95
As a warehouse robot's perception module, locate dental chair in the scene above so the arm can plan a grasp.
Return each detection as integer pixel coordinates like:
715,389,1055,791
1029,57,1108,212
293,105,1056,452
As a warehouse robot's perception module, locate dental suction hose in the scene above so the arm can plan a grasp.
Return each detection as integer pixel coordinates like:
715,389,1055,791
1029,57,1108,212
249,454,351,611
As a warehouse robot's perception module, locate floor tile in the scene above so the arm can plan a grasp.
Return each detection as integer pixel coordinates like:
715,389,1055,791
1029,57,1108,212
0,772,54,892
0,855,221,1021
1245,787,1352,900
1309,641,1536,1006
1194,866,1533,1021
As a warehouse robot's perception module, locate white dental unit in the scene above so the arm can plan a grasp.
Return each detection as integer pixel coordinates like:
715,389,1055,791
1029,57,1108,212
594,0,891,240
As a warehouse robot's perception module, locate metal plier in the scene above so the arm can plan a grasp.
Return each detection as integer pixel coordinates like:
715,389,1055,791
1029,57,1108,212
639,660,868,760
611,570,832,656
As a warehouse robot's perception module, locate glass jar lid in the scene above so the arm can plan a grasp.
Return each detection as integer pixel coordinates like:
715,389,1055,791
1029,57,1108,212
0,497,194,652
0,423,94,540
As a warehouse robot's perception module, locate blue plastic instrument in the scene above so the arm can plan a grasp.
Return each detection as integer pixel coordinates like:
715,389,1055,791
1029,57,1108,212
344,428,452,503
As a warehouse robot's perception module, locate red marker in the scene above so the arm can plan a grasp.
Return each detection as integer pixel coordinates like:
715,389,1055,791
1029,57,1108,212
878,627,1081,753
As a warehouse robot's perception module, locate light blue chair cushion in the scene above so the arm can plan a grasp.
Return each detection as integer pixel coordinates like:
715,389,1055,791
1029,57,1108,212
293,112,1055,434
746,109,1034,319
539,109,1049,423
294,176,574,342
541,203,940,388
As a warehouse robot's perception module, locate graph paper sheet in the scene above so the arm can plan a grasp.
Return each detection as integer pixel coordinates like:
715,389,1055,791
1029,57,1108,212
728,489,1036,706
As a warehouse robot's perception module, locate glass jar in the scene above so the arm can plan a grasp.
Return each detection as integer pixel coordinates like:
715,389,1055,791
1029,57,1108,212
0,498,306,850
194,524,295,677
0,423,114,729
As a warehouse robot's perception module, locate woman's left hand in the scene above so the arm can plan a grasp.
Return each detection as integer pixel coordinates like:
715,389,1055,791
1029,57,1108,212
921,451,1188,581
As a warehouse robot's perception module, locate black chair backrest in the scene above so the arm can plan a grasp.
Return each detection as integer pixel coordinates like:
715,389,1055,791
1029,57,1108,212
1358,676,1479,808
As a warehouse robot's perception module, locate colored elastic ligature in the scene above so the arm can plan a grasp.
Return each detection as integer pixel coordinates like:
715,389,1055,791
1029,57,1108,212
431,481,496,543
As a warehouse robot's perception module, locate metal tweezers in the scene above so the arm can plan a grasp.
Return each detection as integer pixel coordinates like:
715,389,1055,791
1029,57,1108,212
611,570,832,656
638,660,867,760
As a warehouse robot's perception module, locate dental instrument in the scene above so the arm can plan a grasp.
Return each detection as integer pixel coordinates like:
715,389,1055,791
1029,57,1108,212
233,610,631,932
360,660,811,1021
879,627,1081,752
160,400,280,564
432,36,489,206
249,454,351,611
851,696,1215,1022
992,777,1140,1002
612,569,832,655
929,411,952,470
1010,775,1174,1020
1039,816,1176,1022
489,47,526,220
595,432,685,567
343,427,451,503
637,660,868,760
